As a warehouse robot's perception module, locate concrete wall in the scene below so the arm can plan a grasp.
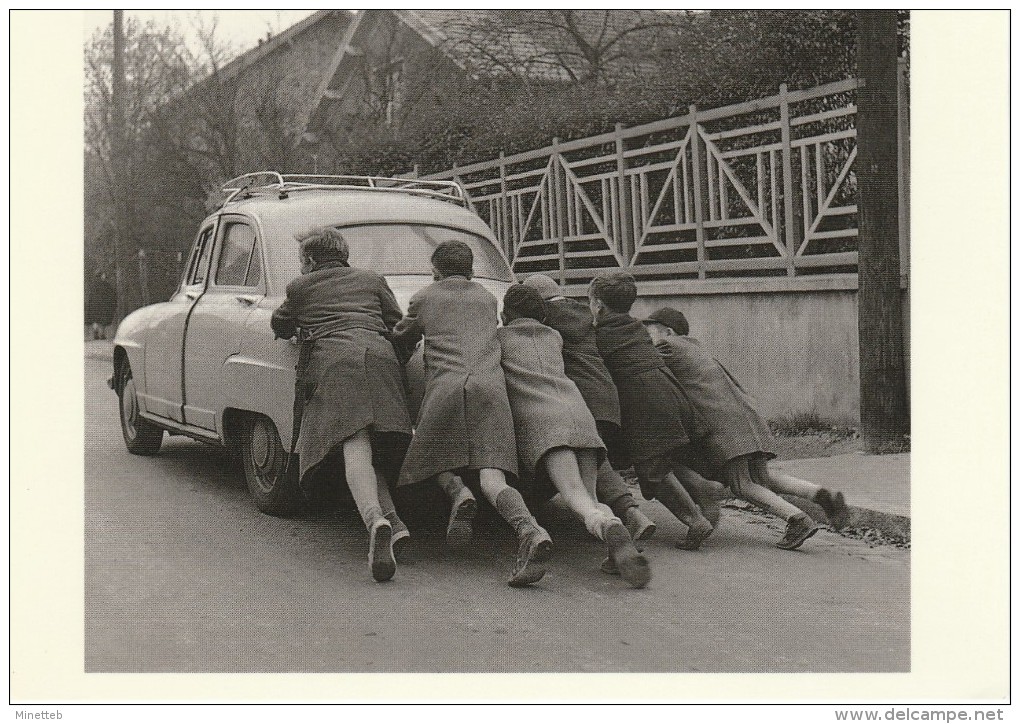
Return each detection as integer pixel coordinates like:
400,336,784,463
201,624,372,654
629,276,862,425
627,276,911,426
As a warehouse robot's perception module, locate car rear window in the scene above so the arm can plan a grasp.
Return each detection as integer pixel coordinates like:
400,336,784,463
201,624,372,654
334,224,513,282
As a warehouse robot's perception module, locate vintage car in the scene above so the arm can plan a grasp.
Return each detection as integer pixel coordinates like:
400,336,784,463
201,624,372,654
111,173,515,515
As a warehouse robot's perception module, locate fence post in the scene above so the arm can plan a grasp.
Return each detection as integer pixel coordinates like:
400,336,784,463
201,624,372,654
498,151,510,260
688,105,708,279
779,83,797,276
615,123,634,267
897,58,909,287
549,138,567,285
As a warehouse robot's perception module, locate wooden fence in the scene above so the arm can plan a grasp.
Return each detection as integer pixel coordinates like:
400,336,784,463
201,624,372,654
423,66,909,291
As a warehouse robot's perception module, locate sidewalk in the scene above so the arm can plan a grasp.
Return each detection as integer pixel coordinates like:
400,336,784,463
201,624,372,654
85,339,115,363
772,453,910,541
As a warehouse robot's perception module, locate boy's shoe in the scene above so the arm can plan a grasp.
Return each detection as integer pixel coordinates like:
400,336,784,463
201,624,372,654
446,491,477,549
604,521,651,589
677,517,714,551
368,519,396,582
385,512,411,561
599,556,619,576
622,506,657,547
777,513,819,550
508,525,553,587
814,489,849,530
391,528,411,562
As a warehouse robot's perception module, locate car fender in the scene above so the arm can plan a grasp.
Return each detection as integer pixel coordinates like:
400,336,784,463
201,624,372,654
222,300,298,446
111,303,163,390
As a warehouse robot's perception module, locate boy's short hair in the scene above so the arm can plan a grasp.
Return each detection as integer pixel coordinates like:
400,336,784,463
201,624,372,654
503,284,546,322
432,240,474,279
298,227,349,265
643,307,690,336
589,272,638,313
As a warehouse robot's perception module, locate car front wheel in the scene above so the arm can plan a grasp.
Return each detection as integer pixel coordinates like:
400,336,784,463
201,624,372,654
118,364,164,455
240,414,302,516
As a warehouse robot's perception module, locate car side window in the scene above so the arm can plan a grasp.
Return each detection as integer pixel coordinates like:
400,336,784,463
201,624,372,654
214,222,261,288
185,226,215,287
244,236,263,287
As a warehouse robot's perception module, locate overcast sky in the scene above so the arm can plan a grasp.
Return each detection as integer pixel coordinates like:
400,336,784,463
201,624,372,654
83,10,319,57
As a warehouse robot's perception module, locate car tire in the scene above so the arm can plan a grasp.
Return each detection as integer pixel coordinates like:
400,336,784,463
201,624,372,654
117,364,164,455
240,414,302,516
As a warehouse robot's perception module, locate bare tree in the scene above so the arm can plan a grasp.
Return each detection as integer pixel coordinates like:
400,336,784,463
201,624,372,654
437,10,684,86
85,15,194,315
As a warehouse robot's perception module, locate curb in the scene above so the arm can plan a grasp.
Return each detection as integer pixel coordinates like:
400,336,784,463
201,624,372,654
85,344,115,364
778,494,910,544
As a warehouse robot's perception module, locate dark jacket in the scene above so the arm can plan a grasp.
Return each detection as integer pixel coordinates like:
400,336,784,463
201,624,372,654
542,298,621,427
657,336,775,470
594,310,696,463
269,263,411,482
391,275,517,486
271,262,402,340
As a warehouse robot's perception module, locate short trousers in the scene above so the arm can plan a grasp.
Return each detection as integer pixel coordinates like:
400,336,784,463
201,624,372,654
720,453,770,496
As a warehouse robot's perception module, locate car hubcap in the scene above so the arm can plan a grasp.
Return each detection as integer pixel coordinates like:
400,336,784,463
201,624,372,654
250,421,271,471
121,378,138,439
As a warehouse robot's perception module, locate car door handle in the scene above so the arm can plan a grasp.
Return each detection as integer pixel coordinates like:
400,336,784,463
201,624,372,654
236,295,258,307
184,290,199,301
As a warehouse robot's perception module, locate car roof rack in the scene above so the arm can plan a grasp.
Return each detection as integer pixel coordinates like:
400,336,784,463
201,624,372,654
219,172,468,208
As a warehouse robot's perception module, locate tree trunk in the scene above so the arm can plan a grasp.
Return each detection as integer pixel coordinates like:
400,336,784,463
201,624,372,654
111,10,130,323
856,10,909,451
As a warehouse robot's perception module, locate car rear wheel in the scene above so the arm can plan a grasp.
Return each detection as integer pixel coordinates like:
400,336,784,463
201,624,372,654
240,414,302,516
118,365,164,455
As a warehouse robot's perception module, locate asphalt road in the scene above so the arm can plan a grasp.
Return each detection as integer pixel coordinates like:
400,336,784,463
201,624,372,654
85,358,909,673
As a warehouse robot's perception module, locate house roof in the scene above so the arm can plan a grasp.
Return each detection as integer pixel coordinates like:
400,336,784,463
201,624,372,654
298,9,684,145
399,9,682,82
215,10,352,84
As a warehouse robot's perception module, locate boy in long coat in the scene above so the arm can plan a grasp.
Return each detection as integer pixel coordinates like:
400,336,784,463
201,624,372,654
522,274,656,544
391,241,552,586
499,285,650,588
643,307,848,548
588,272,715,550
271,228,413,581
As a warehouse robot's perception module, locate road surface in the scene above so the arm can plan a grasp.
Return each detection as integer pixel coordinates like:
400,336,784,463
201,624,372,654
85,358,909,672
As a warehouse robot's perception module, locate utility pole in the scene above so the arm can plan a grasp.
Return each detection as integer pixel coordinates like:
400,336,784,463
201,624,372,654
111,10,128,322
856,10,909,450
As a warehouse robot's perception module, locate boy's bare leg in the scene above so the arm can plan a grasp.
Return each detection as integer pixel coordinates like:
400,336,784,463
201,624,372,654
343,430,395,582
478,468,552,587
672,463,725,528
654,472,715,550
545,449,649,589
436,471,477,547
595,462,656,543
727,457,819,549
762,463,849,530
635,455,713,548
766,470,819,499
544,449,615,533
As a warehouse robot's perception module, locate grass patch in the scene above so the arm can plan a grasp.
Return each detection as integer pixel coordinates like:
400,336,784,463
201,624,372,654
863,434,911,455
768,411,858,439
